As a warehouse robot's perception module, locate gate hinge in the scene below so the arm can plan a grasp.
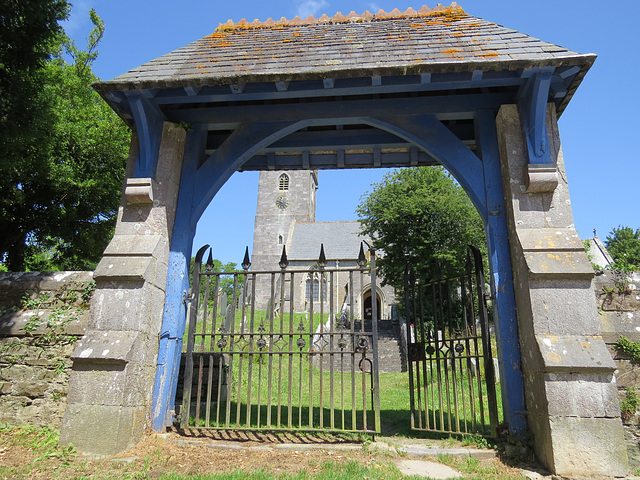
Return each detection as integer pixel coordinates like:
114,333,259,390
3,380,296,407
182,290,194,305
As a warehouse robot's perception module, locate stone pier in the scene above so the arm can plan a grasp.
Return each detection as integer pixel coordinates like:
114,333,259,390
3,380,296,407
60,123,186,454
496,104,628,475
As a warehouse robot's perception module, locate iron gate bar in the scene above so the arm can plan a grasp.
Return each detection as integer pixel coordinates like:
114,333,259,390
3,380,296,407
179,245,380,434
405,246,500,437
470,245,499,437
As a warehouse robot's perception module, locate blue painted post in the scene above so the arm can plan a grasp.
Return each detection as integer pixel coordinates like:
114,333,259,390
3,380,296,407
475,110,527,435
152,125,207,430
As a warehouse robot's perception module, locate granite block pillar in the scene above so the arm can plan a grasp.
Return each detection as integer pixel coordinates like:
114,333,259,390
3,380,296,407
60,123,186,455
496,104,627,475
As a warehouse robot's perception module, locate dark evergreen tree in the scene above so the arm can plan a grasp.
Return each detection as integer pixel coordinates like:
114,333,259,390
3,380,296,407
0,6,130,270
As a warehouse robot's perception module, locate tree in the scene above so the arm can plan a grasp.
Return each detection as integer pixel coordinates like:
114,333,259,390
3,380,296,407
0,8,130,271
606,226,640,270
190,256,245,310
0,0,70,270
356,166,486,292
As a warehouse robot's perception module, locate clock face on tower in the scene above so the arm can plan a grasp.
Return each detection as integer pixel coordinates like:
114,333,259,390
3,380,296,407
275,195,289,209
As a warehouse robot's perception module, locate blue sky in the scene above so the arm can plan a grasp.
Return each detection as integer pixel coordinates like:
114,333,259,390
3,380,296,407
66,0,639,266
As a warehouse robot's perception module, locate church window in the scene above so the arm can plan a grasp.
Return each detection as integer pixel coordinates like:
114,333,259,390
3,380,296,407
278,235,283,245
305,274,325,302
278,174,289,191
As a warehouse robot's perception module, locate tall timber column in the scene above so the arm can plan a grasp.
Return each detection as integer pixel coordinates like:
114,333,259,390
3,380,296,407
60,123,186,455
496,104,627,475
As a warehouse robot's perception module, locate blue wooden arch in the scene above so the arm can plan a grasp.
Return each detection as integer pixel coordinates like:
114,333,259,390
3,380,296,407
139,103,527,434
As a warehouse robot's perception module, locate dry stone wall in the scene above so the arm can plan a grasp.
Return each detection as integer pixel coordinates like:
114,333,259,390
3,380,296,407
595,270,640,469
0,272,92,428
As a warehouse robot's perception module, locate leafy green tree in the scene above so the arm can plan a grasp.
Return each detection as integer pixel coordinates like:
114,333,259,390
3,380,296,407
0,8,130,271
356,166,486,292
606,226,640,270
190,257,244,308
0,0,70,270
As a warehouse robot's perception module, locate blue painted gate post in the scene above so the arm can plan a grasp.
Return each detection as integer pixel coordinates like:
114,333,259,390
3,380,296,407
475,109,527,435
152,125,208,429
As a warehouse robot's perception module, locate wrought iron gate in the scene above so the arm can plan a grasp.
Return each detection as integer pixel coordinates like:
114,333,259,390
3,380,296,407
405,246,499,436
178,244,381,433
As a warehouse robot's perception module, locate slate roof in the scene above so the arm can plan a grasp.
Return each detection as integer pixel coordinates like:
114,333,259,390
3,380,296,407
288,221,367,261
97,3,594,91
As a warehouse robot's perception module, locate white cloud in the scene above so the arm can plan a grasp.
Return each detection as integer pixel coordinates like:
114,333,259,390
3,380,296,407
295,0,329,18
368,3,381,12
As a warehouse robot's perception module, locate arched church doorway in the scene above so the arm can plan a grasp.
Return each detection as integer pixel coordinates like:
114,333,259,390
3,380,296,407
363,289,381,321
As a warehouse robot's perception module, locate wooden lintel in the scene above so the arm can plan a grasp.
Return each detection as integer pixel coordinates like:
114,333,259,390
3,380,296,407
472,70,483,82
373,148,381,167
371,76,382,86
323,78,335,89
302,151,310,169
337,149,345,168
420,73,431,84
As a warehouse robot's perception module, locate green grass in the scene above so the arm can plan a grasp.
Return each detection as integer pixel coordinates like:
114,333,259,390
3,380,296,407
0,424,76,464
155,461,408,480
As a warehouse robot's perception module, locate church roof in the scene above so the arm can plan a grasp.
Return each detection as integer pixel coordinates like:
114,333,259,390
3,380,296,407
95,3,594,99
288,221,367,261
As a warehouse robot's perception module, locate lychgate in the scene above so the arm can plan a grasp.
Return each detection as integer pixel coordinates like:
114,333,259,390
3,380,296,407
60,4,628,475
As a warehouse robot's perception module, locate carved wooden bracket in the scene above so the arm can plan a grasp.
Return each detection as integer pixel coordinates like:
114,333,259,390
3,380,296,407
517,67,558,193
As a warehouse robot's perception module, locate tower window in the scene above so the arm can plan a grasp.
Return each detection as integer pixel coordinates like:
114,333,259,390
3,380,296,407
278,174,289,191
278,235,283,245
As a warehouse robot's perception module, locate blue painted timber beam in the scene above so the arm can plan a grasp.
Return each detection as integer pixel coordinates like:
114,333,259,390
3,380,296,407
164,93,514,126
124,91,166,178
153,72,525,105
152,123,208,430
475,109,527,436
241,150,439,170
192,119,310,224
364,114,488,221
517,67,554,165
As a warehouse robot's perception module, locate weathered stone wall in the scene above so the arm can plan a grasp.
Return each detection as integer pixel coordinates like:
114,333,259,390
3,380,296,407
0,271,92,428
595,270,640,469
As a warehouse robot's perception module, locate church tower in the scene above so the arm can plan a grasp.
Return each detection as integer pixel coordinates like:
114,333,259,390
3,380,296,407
251,170,318,273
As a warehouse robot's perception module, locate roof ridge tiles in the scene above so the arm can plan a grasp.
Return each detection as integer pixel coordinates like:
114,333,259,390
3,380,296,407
215,3,465,31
